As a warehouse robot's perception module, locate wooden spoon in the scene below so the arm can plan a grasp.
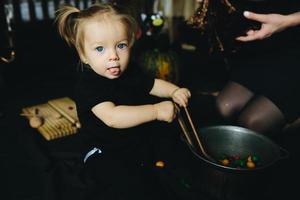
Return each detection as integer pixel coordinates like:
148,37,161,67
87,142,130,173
175,104,213,161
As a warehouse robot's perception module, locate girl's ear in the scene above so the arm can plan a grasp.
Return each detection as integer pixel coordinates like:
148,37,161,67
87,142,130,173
79,52,88,64
82,59,88,64
80,57,88,64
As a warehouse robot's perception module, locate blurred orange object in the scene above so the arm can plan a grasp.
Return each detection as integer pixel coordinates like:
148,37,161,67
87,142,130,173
155,161,165,168
247,161,255,168
221,159,230,166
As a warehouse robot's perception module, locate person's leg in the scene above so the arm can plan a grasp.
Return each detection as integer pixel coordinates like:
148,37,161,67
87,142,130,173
237,95,285,134
216,81,254,120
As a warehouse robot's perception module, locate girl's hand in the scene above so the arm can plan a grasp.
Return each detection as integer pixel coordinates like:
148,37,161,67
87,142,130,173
171,88,191,107
236,11,289,42
154,101,176,123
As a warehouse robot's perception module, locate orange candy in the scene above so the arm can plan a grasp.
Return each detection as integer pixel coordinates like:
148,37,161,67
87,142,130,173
155,161,165,168
221,159,230,166
247,161,255,168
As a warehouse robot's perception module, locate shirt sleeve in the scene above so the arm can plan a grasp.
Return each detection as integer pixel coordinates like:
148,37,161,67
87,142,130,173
125,63,155,94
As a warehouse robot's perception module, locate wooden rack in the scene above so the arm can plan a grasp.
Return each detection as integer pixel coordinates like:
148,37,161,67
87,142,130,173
21,97,81,141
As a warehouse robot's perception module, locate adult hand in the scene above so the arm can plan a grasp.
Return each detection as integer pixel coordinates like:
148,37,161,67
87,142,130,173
236,11,289,42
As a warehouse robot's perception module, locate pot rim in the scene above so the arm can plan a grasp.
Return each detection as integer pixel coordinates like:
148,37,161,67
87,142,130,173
186,125,288,171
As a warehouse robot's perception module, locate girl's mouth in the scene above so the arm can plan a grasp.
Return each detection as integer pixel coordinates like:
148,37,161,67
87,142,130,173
107,66,121,76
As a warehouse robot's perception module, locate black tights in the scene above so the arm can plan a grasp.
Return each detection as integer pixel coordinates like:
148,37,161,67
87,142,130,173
216,81,286,135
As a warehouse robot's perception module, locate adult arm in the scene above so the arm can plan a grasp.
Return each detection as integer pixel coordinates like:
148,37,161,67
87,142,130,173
236,11,300,42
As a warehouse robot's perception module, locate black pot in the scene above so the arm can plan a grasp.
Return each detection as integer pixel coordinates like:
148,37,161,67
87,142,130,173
186,125,288,200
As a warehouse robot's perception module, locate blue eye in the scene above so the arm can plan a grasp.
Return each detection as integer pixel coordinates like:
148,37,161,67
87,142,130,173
117,43,128,49
96,46,104,52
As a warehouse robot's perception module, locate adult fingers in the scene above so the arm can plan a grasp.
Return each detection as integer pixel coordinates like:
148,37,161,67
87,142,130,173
236,29,267,42
244,11,268,23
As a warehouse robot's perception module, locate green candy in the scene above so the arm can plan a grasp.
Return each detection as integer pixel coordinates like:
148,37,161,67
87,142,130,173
251,155,259,163
239,160,246,168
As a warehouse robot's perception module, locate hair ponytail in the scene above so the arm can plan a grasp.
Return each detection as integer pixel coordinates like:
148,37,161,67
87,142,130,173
55,6,80,47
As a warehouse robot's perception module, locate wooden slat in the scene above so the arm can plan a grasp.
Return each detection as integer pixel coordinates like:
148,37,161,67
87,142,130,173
48,97,81,128
12,0,21,24
43,106,63,138
21,97,81,141
0,1,5,30
83,0,88,9
75,0,80,8
41,0,49,20
65,0,71,5
53,0,60,11
28,0,36,22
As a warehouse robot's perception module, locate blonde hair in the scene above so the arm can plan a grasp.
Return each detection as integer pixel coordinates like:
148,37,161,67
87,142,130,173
55,3,138,60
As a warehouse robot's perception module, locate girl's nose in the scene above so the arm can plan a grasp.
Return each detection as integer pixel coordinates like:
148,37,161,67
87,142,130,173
109,50,119,61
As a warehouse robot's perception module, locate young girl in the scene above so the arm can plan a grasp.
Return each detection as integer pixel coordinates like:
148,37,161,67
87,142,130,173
56,3,191,199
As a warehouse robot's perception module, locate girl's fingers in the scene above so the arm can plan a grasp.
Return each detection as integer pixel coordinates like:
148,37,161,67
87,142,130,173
174,96,188,107
172,89,191,107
